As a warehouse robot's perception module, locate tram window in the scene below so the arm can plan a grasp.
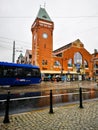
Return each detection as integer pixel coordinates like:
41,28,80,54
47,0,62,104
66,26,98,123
0,66,3,77
32,69,40,77
0,66,40,78
16,68,32,78
17,68,25,77
3,66,15,77
24,68,32,77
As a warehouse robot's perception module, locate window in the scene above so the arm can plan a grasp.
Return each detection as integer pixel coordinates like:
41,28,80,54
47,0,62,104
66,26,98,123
74,52,82,65
68,59,72,67
96,70,98,75
54,61,61,66
42,15,47,19
29,55,32,58
44,44,46,48
24,68,41,77
0,66,41,78
16,68,25,77
42,60,48,65
32,68,41,77
0,66,3,77
84,60,88,68
0,66,17,77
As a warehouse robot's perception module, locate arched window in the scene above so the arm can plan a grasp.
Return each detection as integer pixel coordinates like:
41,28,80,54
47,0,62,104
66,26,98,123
54,61,61,66
84,60,88,68
74,52,82,65
68,59,72,67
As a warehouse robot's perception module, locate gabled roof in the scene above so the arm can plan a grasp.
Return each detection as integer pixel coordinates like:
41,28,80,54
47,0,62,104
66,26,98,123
36,7,52,22
53,43,72,53
53,39,84,53
26,49,32,55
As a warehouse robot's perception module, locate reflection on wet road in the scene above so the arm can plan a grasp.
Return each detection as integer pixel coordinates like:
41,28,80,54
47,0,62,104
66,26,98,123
0,81,98,116
0,81,97,94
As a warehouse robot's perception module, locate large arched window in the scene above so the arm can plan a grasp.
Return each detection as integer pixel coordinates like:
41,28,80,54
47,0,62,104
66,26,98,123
74,52,82,65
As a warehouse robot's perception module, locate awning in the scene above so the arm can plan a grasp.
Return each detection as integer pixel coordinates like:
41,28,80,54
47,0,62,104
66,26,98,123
41,70,77,74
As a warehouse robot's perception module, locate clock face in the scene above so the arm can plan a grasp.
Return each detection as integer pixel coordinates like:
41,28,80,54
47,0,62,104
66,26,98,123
42,33,48,39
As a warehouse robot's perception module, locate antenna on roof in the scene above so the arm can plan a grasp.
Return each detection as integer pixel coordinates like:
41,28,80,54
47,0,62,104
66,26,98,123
44,2,46,8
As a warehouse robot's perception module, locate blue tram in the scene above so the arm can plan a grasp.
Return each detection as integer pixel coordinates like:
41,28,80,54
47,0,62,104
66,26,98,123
0,62,41,86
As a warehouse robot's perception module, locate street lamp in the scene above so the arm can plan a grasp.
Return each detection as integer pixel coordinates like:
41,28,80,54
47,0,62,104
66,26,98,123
61,58,63,76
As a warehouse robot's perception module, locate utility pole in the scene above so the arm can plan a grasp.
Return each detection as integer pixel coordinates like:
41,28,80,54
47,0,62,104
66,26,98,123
12,41,15,63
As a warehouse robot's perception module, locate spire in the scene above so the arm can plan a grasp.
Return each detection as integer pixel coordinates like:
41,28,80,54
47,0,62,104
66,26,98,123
36,7,52,22
44,2,46,8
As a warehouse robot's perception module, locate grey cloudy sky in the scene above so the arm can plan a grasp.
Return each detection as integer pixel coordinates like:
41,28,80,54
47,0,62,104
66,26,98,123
0,0,98,62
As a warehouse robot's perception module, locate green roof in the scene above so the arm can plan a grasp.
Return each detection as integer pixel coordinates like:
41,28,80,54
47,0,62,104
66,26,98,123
36,7,52,22
18,53,23,58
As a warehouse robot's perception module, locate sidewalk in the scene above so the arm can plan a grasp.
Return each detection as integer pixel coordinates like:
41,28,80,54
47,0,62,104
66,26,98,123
0,100,98,130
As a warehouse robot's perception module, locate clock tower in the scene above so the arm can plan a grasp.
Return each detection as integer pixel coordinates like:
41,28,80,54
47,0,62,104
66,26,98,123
31,7,54,71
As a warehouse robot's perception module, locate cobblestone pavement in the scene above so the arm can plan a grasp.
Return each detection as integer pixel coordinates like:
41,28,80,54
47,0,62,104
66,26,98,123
0,100,98,130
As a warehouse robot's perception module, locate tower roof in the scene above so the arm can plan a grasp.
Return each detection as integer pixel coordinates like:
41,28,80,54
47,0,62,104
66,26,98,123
36,7,52,22
18,53,23,58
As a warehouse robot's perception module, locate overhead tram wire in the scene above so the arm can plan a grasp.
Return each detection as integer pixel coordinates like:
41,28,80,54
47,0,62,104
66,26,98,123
0,15,98,19
53,16,98,18
0,40,31,59
0,40,12,45
0,15,98,25
0,40,13,49
0,36,31,49
0,44,12,50
0,36,31,44
0,15,97,49
1,14,97,24
0,15,98,24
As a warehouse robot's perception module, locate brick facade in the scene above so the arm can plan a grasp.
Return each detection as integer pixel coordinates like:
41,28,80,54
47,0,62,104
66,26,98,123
31,7,95,80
